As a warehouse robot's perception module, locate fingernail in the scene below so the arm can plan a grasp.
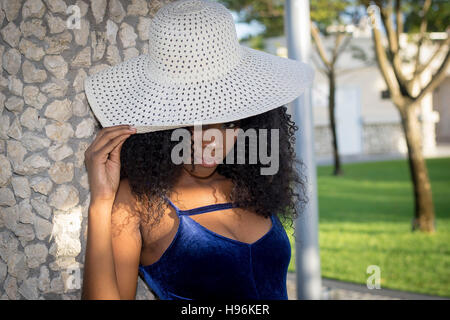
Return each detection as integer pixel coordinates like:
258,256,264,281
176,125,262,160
129,125,136,131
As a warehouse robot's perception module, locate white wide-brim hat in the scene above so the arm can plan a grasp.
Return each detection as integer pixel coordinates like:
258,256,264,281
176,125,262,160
84,0,314,134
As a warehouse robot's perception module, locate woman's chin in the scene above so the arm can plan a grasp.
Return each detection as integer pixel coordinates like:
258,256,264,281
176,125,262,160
199,159,218,168
193,157,219,168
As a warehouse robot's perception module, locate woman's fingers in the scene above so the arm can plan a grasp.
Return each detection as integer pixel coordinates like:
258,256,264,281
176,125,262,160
90,126,136,153
91,125,130,145
96,133,132,162
109,137,128,164
97,125,130,139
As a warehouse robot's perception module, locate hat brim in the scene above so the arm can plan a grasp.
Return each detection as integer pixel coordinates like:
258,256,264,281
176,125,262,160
84,45,314,134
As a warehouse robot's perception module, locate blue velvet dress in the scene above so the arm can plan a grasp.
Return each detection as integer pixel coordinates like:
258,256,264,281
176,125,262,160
138,196,292,300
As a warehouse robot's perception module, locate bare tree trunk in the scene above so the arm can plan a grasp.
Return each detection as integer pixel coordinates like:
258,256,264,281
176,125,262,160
328,69,343,175
364,0,450,233
399,103,435,232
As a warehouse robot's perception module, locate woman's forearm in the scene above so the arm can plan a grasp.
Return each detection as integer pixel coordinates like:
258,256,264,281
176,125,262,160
82,200,121,299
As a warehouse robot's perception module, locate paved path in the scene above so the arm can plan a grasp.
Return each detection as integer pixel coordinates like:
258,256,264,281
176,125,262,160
286,272,449,300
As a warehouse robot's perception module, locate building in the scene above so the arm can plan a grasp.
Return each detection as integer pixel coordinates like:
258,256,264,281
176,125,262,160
242,22,449,159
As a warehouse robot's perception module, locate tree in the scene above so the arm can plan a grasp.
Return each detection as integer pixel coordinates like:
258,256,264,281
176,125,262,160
310,24,351,176
363,0,450,233
221,0,354,175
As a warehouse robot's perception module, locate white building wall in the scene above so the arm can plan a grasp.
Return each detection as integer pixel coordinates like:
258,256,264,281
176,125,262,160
258,32,448,158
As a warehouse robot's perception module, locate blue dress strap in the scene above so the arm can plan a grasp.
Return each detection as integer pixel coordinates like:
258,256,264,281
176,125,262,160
163,195,238,216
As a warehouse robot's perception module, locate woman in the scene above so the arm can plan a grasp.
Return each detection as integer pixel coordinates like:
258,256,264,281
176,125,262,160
81,0,313,300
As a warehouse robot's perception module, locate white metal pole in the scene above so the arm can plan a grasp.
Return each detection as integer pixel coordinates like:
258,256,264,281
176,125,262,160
284,0,322,300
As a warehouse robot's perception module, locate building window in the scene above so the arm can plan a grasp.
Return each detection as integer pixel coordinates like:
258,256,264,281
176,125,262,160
381,89,391,99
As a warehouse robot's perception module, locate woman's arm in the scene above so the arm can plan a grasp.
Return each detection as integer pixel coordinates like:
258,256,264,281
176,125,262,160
82,200,121,299
81,124,138,299
82,180,142,300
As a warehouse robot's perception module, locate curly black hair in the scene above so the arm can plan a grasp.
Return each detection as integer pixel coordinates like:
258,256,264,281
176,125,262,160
114,105,309,240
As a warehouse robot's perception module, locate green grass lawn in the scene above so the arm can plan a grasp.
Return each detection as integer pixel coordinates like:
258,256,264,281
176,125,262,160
283,157,450,298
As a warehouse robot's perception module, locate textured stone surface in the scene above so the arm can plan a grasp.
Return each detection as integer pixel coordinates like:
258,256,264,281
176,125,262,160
24,243,48,268
19,39,46,61
109,0,126,23
3,49,22,75
71,47,91,68
72,69,87,93
41,77,69,98
44,0,67,13
48,144,73,162
8,76,23,96
20,108,45,131
46,13,66,34
91,0,107,24
73,19,89,46
22,60,47,83
5,96,24,113
119,22,137,48
20,19,47,40
44,31,72,54
75,118,95,138
0,0,178,300
106,44,121,65
106,19,118,44
1,22,21,48
7,117,23,141
11,176,31,198
0,155,12,187
123,47,140,61
48,161,74,184
31,195,52,218
43,55,68,79
127,0,149,16
2,0,23,22
137,17,151,41
22,0,46,19
45,122,74,143
29,178,52,195
23,86,47,109
16,154,51,175
44,99,72,123
48,184,79,211
91,31,106,62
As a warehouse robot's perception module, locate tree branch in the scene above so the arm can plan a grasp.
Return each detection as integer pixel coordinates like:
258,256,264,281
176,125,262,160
380,0,399,54
413,0,433,78
311,54,330,75
378,0,410,94
368,6,405,108
331,32,346,64
311,21,332,71
415,49,450,105
336,33,352,61
415,35,450,77
395,0,403,45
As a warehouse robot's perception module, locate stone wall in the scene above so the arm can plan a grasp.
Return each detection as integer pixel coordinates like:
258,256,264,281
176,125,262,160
0,0,175,300
314,122,408,157
0,0,415,300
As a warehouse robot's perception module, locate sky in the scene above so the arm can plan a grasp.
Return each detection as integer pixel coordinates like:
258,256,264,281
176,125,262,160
231,12,265,40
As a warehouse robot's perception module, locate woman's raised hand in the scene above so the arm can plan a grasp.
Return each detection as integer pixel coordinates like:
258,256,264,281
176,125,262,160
84,125,137,204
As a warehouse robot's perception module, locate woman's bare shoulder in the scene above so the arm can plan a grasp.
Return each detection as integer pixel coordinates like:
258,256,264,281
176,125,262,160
117,178,173,249
110,178,142,237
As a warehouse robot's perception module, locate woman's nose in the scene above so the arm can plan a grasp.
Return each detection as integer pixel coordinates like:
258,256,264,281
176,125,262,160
189,127,218,144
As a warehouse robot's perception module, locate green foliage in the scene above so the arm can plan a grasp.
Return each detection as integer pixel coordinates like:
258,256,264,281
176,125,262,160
240,34,267,50
219,0,354,38
403,0,450,33
358,0,450,33
310,0,354,33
